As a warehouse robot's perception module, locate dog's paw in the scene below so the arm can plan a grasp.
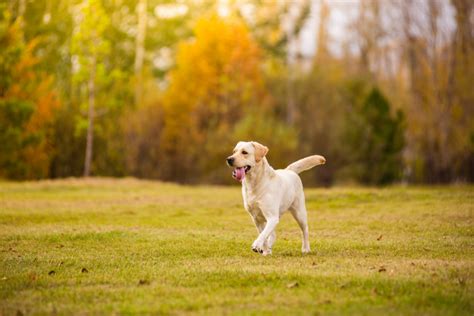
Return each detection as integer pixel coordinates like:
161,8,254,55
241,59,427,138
262,249,272,256
251,240,264,254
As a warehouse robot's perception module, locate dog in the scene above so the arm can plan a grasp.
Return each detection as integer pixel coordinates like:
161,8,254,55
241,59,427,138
226,141,325,255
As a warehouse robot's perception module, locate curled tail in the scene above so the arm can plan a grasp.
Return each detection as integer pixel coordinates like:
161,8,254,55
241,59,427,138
286,155,326,174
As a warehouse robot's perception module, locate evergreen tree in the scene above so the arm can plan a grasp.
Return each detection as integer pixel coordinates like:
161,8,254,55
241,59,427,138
349,87,405,185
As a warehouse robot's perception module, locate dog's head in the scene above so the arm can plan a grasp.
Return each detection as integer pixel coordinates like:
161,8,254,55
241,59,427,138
226,141,269,182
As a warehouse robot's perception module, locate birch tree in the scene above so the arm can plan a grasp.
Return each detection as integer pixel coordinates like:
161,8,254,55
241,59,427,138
134,0,147,107
71,0,110,177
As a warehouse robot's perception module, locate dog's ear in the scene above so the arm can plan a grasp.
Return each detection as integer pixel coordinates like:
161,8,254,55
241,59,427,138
252,141,268,163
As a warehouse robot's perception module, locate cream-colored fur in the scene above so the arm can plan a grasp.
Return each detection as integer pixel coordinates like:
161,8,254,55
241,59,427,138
227,141,325,255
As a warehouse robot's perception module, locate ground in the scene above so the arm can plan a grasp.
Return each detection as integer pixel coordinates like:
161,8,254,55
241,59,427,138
0,178,472,315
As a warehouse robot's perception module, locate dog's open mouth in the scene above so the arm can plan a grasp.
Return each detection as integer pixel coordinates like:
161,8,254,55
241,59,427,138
232,166,251,182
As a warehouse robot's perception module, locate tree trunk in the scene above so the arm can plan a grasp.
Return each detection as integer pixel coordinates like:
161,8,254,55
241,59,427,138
134,0,147,106
84,57,96,177
315,0,329,63
286,18,295,125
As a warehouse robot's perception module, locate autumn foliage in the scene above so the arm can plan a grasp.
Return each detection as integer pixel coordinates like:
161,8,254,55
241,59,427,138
1,1,473,184
0,16,59,179
158,17,264,182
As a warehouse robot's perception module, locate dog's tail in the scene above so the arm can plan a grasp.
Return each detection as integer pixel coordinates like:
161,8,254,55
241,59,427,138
286,155,326,174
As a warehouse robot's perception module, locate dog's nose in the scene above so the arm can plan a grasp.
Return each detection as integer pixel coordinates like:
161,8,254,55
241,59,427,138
226,157,234,166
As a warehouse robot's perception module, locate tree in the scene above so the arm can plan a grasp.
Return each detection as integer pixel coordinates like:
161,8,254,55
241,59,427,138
159,16,267,183
0,9,60,179
134,0,147,106
392,0,474,182
354,0,385,76
71,0,110,177
315,0,330,63
450,0,474,181
346,87,405,185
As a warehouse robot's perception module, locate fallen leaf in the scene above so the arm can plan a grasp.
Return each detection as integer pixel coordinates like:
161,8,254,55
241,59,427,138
81,268,88,273
48,270,55,276
287,281,299,288
377,234,383,241
138,279,150,285
378,266,386,273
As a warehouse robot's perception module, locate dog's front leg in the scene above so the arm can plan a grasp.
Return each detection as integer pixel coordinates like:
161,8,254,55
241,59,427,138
252,216,279,254
251,217,273,256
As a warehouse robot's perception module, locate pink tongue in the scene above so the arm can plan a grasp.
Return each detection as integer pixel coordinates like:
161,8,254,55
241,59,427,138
233,167,246,182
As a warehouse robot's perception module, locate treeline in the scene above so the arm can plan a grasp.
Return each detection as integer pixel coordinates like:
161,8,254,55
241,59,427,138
0,0,472,185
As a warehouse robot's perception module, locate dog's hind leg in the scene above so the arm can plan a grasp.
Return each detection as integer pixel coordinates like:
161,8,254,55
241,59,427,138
290,194,311,254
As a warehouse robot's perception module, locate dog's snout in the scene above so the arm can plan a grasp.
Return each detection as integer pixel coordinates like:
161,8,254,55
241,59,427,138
226,157,234,166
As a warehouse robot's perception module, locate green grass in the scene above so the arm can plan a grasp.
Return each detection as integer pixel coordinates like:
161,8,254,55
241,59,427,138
0,178,472,315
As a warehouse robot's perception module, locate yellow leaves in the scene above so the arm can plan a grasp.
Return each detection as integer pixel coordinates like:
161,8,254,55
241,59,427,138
169,16,261,96
164,15,263,118
158,15,266,181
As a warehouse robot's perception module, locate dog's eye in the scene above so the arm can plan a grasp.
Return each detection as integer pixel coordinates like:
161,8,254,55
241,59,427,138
242,151,248,155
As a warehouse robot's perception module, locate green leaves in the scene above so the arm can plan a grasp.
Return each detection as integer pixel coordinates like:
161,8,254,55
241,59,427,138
346,87,405,185
71,0,111,79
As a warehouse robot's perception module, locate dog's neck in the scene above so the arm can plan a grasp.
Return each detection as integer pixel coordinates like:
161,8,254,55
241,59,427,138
243,157,275,192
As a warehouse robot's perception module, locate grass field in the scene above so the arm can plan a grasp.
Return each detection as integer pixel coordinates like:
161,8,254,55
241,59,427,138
0,178,472,315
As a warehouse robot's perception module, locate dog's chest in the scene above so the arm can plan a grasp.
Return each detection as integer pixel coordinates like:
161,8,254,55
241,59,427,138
242,187,262,216
244,197,259,215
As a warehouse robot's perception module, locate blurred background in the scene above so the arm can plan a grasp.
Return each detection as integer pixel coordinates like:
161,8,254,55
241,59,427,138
0,0,472,185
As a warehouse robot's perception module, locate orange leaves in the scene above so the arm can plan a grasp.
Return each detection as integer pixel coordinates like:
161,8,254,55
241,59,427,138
7,37,60,136
0,17,61,179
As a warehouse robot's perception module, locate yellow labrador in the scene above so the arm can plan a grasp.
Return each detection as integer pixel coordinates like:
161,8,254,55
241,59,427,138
226,141,325,255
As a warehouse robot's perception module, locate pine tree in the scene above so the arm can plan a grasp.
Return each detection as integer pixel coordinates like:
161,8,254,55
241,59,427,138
349,87,405,184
